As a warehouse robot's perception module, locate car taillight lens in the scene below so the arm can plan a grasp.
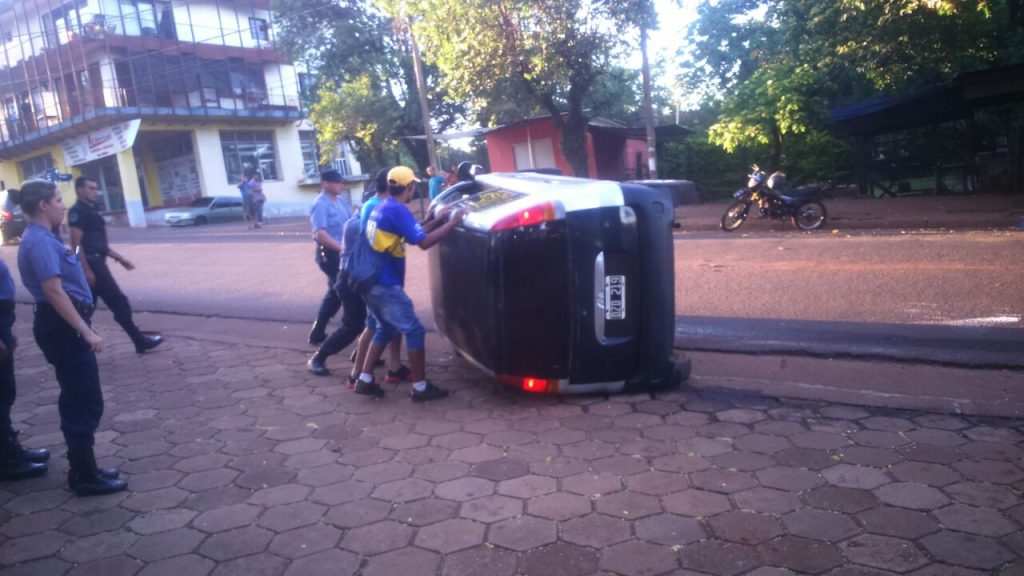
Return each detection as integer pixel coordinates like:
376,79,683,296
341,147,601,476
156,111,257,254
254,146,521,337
498,374,552,393
490,202,557,232
1,210,11,222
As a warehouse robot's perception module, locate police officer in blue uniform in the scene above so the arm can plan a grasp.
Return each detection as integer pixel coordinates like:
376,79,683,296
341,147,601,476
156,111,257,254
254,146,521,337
0,239,50,482
68,177,163,354
308,169,352,345
14,180,126,496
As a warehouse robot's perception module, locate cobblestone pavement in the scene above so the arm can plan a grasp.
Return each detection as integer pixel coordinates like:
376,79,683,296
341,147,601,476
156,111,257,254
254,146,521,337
1,313,1022,576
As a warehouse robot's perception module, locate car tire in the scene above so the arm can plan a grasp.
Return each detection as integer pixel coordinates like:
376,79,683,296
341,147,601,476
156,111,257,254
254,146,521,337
195,216,208,226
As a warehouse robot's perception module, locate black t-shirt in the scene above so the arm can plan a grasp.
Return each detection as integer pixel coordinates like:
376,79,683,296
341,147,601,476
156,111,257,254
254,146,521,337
67,200,108,256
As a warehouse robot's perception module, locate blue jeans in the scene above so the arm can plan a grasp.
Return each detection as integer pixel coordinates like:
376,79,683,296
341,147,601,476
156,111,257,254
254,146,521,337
364,285,425,350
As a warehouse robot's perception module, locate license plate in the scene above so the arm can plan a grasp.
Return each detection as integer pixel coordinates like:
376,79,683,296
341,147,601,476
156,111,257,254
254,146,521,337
605,275,626,320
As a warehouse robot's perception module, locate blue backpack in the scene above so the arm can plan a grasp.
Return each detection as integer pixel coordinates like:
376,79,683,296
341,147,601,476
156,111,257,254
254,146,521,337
340,215,383,294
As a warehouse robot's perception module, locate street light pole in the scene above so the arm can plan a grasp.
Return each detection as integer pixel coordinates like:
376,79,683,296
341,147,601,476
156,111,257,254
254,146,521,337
641,22,658,180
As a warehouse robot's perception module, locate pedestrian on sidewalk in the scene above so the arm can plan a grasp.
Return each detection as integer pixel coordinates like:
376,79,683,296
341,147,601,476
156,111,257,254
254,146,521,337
353,166,465,401
68,177,163,354
307,168,407,383
250,173,266,227
0,251,50,482
237,172,254,229
308,169,351,345
12,180,126,496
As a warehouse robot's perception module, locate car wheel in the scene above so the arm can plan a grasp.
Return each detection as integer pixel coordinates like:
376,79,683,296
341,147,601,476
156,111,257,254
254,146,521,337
195,216,208,226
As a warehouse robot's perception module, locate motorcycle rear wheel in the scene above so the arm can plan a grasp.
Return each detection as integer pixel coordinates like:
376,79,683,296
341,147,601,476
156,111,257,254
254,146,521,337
792,201,827,231
721,201,749,231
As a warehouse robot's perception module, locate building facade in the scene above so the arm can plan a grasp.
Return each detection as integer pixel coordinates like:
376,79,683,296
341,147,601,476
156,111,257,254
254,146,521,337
0,0,360,226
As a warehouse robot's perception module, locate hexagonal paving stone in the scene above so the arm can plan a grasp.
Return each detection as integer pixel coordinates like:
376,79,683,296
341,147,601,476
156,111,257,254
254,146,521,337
662,489,732,518
635,513,707,545
890,461,962,486
874,482,950,510
757,466,825,491
361,546,440,576
708,510,784,544
198,525,274,561
591,454,651,476
267,524,342,559
734,433,792,454
527,492,592,521
127,509,197,535
678,539,761,576
599,540,679,576
441,544,519,576
774,447,837,471
676,436,734,457
390,498,460,527
945,481,1021,509
733,487,802,514
282,546,360,576
471,458,529,481
757,535,845,575
933,504,1018,537
323,498,391,529
626,470,689,496
193,504,261,533
561,513,632,548
837,446,903,467
781,508,860,542
561,440,618,461
460,495,522,523
953,459,1024,485
921,531,1018,571
488,516,557,551
840,534,929,573
562,472,622,497
594,490,662,520
371,478,435,503
690,468,758,494
529,456,588,478
339,520,415,555
791,431,851,450
126,527,206,562
435,477,495,502
716,409,767,424
651,452,712,473
802,485,879,513
521,542,599,576
59,530,138,564
856,505,941,539
821,464,891,490
415,518,486,554
711,451,776,472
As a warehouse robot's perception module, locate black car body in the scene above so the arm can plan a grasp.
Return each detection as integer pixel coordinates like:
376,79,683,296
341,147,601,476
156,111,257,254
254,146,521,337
429,172,687,394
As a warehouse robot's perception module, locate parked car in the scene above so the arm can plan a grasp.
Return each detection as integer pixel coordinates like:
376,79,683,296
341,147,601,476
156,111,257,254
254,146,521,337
428,172,689,394
0,192,26,245
164,196,245,226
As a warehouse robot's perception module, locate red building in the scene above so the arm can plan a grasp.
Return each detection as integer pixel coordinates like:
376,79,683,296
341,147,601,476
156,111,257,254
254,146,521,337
484,115,688,180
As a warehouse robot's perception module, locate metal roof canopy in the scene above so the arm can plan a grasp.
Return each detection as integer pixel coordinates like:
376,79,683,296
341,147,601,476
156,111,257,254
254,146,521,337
831,63,1024,136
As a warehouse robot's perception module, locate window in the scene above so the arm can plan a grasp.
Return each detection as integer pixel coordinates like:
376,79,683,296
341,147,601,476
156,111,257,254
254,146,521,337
249,17,269,42
220,131,278,184
299,131,319,179
18,154,55,180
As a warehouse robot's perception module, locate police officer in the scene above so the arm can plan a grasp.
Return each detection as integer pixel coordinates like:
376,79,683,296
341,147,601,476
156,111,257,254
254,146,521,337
14,180,126,496
68,177,163,354
0,240,49,482
308,169,351,345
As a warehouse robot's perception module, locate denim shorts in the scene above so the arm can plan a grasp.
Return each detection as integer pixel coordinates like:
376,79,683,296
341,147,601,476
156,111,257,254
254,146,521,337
364,285,425,350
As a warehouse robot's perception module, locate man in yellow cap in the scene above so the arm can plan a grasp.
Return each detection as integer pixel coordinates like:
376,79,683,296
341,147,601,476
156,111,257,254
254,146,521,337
353,166,464,401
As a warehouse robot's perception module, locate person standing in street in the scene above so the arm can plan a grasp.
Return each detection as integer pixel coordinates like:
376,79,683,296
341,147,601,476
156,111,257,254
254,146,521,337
237,173,254,229
426,165,446,200
14,180,126,496
68,177,163,354
353,166,464,401
308,169,351,345
249,173,266,227
0,251,50,482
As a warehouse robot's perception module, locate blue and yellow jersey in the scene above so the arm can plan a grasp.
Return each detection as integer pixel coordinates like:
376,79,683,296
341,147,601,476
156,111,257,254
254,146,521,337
365,197,426,287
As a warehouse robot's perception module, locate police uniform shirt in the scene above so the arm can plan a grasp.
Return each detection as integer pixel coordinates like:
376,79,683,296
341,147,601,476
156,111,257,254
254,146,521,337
0,258,14,301
310,192,351,247
67,200,108,257
17,223,93,305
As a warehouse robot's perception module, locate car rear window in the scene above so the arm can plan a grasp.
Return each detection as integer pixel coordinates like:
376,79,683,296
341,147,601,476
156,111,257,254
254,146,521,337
457,188,526,214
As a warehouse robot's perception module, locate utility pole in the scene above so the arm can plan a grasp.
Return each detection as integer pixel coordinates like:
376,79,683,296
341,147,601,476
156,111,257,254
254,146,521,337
408,16,438,172
640,22,658,180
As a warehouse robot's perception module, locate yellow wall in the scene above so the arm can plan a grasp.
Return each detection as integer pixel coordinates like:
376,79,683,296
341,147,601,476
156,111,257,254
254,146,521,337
0,144,77,208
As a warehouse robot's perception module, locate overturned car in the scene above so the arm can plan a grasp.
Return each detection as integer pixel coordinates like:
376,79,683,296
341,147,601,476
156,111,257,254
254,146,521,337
428,171,689,394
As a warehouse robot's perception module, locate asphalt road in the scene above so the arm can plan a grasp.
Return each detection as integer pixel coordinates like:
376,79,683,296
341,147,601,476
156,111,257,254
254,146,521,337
2,218,1021,367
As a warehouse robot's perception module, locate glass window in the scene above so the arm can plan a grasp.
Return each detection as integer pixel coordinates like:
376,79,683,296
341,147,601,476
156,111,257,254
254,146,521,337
220,130,278,183
299,131,319,179
18,153,55,180
249,17,269,42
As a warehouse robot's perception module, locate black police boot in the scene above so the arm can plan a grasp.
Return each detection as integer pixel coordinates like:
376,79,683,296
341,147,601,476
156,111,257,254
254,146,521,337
308,320,328,345
0,435,47,481
307,353,329,376
67,446,127,497
135,334,164,354
8,431,49,463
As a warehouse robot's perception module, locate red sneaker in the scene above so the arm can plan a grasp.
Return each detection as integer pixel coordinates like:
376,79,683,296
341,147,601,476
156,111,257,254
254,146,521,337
386,365,412,384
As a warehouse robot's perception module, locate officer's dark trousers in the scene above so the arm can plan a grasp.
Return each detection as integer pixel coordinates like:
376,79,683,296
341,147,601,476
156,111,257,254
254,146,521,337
0,302,16,440
86,255,146,348
33,302,102,451
315,248,342,325
319,274,368,357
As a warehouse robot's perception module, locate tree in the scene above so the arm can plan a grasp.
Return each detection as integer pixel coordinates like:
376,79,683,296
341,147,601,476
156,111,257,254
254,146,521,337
682,0,1023,172
271,0,465,171
412,0,657,176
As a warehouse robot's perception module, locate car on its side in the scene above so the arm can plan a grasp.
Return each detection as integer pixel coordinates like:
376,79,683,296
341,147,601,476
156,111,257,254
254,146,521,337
0,192,26,245
163,196,245,226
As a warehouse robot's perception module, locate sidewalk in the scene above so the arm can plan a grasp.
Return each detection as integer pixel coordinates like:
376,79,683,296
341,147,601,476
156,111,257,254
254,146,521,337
0,306,1021,575
677,193,1024,232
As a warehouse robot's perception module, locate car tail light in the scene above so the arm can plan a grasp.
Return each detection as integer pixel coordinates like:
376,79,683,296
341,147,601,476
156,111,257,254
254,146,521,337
0,210,11,222
498,374,552,393
490,201,558,232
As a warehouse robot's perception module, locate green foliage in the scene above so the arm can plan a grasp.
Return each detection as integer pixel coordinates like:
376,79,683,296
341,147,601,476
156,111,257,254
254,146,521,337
659,135,769,200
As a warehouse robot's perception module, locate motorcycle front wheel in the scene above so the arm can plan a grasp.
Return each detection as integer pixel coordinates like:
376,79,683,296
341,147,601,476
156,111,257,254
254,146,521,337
721,201,750,231
792,201,827,231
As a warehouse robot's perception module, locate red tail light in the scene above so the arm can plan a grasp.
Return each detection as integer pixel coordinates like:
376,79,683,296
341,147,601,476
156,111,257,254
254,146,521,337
497,374,552,393
490,202,557,232
0,210,11,222
522,378,548,392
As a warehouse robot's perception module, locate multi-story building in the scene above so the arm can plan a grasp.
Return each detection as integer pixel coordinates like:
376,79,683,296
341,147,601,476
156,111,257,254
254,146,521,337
0,0,361,226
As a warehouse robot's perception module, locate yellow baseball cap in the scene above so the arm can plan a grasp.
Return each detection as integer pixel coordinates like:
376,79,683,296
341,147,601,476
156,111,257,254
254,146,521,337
387,166,421,187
